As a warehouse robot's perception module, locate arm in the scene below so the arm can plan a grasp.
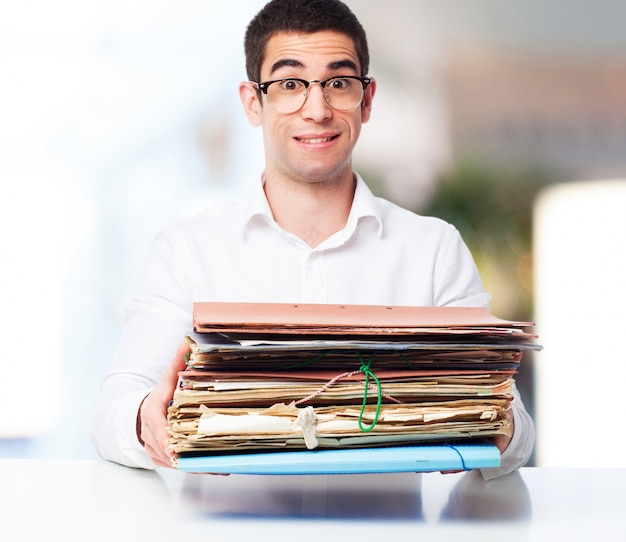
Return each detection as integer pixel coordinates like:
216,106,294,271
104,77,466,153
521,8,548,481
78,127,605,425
432,223,492,309
480,383,535,480
434,225,535,478
91,226,195,468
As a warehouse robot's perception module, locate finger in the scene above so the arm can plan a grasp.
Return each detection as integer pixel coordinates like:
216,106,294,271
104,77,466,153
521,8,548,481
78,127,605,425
151,343,191,467
142,419,175,468
159,342,191,394
146,444,173,468
140,343,192,468
492,433,511,454
139,393,174,466
159,343,191,395
173,342,191,371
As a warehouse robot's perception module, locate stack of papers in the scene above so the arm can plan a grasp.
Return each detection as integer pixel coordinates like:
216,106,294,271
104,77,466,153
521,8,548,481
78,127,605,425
167,303,539,473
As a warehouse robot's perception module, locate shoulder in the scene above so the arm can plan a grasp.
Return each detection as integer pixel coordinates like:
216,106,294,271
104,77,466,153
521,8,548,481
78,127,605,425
376,196,459,238
159,200,243,237
354,175,458,239
142,201,245,262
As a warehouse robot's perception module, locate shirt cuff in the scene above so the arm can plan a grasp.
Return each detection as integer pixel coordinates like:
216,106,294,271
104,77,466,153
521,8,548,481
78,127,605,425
479,405,535,481
113,389,157,470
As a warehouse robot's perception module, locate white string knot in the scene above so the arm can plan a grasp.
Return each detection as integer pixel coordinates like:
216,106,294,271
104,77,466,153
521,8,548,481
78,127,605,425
295,406,318,449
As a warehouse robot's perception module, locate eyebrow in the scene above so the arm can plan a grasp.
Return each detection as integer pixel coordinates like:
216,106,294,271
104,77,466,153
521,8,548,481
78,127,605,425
269,58,359,76
270,59,304,74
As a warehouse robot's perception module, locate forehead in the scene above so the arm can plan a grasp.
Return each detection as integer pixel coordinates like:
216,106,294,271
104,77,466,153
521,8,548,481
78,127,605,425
261,31,360,78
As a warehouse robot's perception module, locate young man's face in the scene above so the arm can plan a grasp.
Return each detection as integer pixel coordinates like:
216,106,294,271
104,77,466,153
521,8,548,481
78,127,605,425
241,30,375,187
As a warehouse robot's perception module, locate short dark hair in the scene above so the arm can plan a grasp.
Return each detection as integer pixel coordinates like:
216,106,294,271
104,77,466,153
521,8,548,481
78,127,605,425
244,0,370,83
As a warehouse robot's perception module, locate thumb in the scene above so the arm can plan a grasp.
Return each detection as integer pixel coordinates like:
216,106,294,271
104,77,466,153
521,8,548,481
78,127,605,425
172,341,191,372
166,342,191,380
157,342,191,401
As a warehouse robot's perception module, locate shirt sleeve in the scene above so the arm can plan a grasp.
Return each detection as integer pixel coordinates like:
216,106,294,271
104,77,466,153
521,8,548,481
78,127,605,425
433,224,535,478
90,225,196,469
433,224,492,309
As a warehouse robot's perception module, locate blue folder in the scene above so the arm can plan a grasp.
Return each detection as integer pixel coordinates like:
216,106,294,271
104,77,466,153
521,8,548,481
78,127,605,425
176,443,500,474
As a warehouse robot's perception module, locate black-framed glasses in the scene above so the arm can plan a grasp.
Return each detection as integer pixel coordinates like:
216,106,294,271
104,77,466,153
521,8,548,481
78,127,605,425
252,75,371,114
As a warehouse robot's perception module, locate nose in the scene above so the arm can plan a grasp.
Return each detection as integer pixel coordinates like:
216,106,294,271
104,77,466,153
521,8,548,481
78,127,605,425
300,81,332,121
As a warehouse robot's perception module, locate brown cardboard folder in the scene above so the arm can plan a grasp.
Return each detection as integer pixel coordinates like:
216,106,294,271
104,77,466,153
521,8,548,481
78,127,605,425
192,301,534,336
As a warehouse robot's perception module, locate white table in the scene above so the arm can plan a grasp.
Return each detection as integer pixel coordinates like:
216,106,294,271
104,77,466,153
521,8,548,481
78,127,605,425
2,459,625,541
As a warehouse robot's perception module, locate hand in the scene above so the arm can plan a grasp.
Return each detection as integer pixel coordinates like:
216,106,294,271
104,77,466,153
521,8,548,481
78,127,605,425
491,408,515,455
137,342,190,468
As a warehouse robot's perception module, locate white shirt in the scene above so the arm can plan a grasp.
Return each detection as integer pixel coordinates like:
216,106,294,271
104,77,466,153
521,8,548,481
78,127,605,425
91,174,534,479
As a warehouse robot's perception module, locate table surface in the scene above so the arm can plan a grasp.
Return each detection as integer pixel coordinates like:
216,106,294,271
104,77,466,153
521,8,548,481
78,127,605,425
1,459,625,541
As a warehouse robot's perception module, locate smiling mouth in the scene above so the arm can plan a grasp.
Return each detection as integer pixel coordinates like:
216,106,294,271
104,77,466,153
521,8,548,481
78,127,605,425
295,135,337,144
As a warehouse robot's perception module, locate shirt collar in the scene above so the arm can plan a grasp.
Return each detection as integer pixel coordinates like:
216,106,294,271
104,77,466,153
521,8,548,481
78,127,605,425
241,173,274,231
348,172,384,237
240,172,384,238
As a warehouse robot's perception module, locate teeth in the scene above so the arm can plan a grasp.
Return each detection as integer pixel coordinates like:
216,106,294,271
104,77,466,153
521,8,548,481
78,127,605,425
299,137,332,144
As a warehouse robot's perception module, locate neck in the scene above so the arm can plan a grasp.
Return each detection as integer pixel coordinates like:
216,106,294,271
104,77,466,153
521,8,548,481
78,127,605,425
263,171,356,248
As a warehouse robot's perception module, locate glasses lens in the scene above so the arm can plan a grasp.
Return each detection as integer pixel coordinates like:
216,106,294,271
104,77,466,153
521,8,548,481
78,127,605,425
266,79,308,114
324,77,364,111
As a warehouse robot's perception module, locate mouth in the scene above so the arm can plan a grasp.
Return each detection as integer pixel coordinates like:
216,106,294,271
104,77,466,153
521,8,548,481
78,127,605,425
294,135,338,144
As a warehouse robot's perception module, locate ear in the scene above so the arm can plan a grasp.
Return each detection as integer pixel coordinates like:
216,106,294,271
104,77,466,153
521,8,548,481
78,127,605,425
360,76,376,124
239,82,263,127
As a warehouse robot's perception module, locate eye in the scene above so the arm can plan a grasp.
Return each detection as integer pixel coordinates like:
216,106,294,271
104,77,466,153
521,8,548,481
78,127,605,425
277,79,306,92
327,77,353,90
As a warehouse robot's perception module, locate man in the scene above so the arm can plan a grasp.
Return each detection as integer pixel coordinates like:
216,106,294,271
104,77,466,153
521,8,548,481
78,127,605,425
91,0,534,480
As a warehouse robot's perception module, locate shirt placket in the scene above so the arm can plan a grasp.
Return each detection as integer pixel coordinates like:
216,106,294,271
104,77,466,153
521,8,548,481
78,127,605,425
303,249,327,303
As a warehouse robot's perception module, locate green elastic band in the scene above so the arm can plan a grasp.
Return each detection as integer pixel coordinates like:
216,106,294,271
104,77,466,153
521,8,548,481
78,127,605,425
184,351,194,368
357,352,382,432
285,350,329,369
286,349,383,432
399,351,419,369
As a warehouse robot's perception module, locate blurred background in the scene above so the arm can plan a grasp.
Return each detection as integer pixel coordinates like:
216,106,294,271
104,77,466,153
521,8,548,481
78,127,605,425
1,0,625,466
